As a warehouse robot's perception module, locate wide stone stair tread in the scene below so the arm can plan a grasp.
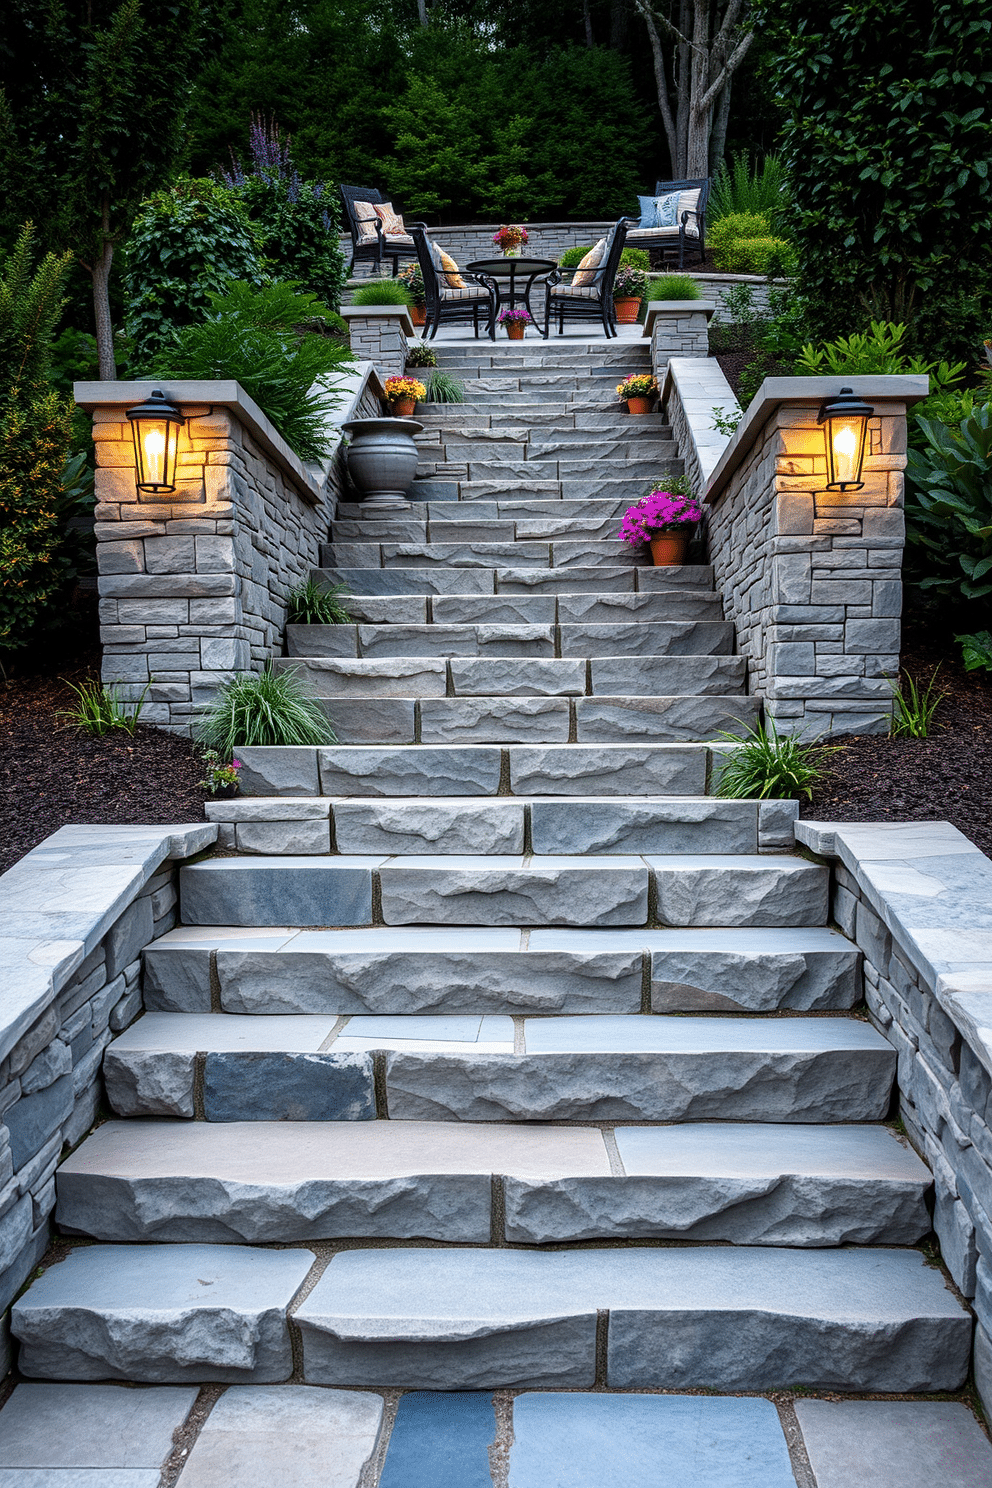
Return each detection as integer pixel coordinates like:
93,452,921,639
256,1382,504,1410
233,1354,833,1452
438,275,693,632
178,852,827,929
56,1118,930,1247
143,922,861,1016
285,619,735,660
332,592,727,626
409,477,684,501
323,540,652,570
293,1244,970,1392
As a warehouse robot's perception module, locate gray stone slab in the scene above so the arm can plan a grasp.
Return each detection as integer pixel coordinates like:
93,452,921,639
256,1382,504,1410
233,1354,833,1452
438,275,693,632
378,856,649,927
314,697,417,745
419,697,570,744
648,855,830,927
56,1119,609,1244
273,657,446,699
382,541,550,568
559,620,734,656
506,1123,930,1246
357,624,554,659
180,858,381,927
142,928,297,1012
642,926,860,1012
204,1051,375,1122
176,1386,383,1488
12,1244,314,1382
576,696,760,743
793,1399,992,1488
0,1472,160,1486
285,625,358,657
384,1013,894,1123
637,564,713,589
0,1383,197,1467
431,595,556,624
557,591,723,623
496,567,636,594
235,747,320,797
296,1245,969,1392
589,655,745,696
530,798,758,855
341,595,428,624
450,659,586,697
508,1394,796,1488
318,746,501,797
316,568,494,595
333,800,525,855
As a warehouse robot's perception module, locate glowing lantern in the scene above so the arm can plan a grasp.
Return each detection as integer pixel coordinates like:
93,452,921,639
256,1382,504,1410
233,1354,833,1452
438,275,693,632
817,386,874,492
125,390,185,494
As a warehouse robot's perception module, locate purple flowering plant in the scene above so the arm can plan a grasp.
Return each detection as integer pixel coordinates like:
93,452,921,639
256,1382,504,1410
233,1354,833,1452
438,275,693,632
497,308,533,325
618,489,702,546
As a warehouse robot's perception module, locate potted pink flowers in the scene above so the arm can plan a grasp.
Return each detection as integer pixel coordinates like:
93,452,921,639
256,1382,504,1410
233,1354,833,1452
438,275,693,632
493,225,528,257
618,485,702,566
498,307,533,341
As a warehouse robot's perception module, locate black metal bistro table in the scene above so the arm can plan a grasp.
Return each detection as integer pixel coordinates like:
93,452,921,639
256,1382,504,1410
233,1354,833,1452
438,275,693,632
466,257,557,339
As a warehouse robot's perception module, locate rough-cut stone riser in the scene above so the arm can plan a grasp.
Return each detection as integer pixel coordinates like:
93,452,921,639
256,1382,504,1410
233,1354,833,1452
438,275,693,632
284,620,735,660
312,565,713,596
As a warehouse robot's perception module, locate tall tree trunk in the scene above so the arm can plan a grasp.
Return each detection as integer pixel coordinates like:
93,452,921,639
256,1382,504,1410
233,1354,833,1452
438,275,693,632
675,0,692,176
416,0,428,25
633,0,679,175
709,78,732,176
609,0,631,52
91,195,116,380
583,0,594,47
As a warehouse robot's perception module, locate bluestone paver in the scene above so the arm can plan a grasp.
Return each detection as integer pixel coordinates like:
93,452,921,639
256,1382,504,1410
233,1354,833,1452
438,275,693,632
379,1391,496,1488
793,1399,992,1488
0,1383,197,1467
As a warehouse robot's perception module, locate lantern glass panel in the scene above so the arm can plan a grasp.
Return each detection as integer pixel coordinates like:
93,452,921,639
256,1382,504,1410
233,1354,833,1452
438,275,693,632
826,412,868,490
133,418,180,491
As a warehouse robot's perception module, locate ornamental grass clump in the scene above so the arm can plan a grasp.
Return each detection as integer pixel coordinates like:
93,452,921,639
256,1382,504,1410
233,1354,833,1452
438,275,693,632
423,371,466,403
60,678,150,737
287,577,351,625
888,668,945,739
715,719,841,801
350,279,412,306
649,275,702,301
195,665,337,751
618,489,702,545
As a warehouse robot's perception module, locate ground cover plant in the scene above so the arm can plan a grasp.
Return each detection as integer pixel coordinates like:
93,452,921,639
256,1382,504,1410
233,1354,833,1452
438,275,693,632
60,677,149,737
287,577,352,625
715,719,840,801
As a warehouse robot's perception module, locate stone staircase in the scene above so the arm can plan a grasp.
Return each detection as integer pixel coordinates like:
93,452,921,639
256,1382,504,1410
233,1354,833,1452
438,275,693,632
8,338,974,1474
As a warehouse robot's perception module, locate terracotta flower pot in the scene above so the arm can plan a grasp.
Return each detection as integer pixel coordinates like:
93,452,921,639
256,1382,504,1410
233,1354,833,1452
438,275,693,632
626,396,653,415
391,397,416,417
614,297,641,324
505,323,526,340
411,304,426,326
649,529,690,566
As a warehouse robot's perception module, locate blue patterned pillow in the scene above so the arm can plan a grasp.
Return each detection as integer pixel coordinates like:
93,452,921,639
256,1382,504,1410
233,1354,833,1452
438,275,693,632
637,192,681,230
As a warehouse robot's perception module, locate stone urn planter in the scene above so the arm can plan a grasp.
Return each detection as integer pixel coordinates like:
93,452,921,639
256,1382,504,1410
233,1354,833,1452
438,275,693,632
341,417,423,509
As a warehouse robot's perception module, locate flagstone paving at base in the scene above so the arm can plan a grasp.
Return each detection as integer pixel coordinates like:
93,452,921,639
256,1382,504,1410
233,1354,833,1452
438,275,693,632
792,1398,992,1488
378,1391,496,1488
0,1384,197,1470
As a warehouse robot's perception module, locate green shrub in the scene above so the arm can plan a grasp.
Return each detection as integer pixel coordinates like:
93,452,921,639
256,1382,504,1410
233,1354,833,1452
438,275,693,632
406,342,438,368
957,631,992,673
144,281,353,462
620,247,650,272
715,718,840,800
59,677,150,737
423,371,466,403
719,237,796,277
123,178,266,367
708,212,771,266
287,578,351,625
558,245,594,268
905,405,992,613
709,152,787,227
350,280,413,307
0,225,79,652
648,275,702,301
195,665,337,750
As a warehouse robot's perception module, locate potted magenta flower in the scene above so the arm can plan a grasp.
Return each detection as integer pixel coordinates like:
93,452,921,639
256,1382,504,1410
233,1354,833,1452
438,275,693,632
618,487,702,566
493,224,528,257
612,265,649,324
498,307,533,341
199,750,242,798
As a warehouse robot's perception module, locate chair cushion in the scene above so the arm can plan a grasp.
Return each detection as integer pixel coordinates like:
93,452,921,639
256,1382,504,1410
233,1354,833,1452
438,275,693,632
383,233,414,247
431,242,467,289
550,283,600,299
439,284,489,301
637,191,680,229
352,200,379,242
678,188,702,234
374,201,406,236
573,237,606,287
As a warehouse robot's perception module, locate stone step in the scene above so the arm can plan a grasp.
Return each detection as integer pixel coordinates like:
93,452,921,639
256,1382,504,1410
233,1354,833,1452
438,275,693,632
416,440,679,464
236,742,720,798
58,1118,930,1247
291,1245,969,1392
415,425,673,447
316,566,712,596
416,458,673,483
204,795,791,857
293,693,760,746
285,620,734,660
336,497,655,522
322,541,650,571
272,654,747,699
332,515,630,543
178,853,828,929
143,924,860,1016
335,591,725,627
409,478,683,502
414,411,672,431
100,1012,895,1126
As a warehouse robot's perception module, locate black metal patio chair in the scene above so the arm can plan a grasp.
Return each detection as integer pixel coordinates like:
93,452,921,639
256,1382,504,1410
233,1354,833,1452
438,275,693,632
625,178,711,268
542,217,631,339
409,225,497,341
339,185,418,276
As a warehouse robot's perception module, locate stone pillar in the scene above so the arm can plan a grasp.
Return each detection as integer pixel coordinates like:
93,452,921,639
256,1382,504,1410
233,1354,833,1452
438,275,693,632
645,302,716,378
75,379,333,733
704,374,929,737
341,307,414,381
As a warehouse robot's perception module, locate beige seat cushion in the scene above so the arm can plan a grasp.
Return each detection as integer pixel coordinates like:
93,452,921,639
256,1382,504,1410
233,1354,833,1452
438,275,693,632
374,201,406,236
573,238,607,287
352,200,380,242
550,283,600,299
439,284,489,301
383,233,414,247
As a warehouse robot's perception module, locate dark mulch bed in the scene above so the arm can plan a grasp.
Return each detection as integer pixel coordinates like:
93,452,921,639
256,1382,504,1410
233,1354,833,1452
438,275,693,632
802,627,992,856
0,647,207,877
712,350,752,399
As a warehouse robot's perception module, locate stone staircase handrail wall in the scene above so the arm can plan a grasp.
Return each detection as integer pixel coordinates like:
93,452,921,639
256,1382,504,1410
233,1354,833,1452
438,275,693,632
78,367,384,733
0,823,215,1329
681,372,927,738
796,817,992,1417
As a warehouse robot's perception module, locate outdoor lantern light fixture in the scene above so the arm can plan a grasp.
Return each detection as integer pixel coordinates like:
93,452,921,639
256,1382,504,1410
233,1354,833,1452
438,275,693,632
126,389,185,494
817,385,874,492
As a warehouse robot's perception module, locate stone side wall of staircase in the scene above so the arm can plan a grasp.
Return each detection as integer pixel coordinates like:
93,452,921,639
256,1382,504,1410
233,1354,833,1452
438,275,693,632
0,824,215,1353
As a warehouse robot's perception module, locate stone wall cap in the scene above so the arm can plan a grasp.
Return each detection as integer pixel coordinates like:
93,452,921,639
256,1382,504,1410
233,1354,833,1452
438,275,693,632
703,373,931,506
74,378,331,505
341,305,415,335
643,302,717,336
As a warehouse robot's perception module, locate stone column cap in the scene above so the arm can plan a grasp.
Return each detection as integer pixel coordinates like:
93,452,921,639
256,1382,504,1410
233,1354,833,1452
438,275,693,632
341,305,415,336
643,301,717,337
